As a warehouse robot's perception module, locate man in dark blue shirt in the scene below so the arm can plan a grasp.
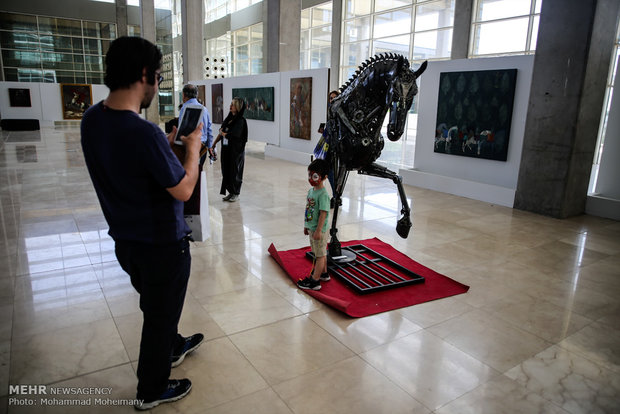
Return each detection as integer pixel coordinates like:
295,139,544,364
81,36,204,411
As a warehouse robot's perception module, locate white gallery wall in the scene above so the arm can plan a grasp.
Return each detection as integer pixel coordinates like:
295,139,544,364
0,81,109,127
401,56,535,207
192,67,329,164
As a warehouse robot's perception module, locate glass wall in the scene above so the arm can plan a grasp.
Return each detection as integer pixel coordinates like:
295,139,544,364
300,1,332,70
339,0,454,169
0,12,115,84
155,1,176,119
340,0,454,86
590,22,620,193
205,0,263,24
470,0,541,56
205,23,263,78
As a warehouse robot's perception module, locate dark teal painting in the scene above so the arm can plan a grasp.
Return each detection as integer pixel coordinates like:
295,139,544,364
434,69,517,161
232,87,274,121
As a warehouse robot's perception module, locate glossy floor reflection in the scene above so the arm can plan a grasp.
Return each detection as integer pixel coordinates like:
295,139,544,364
1,127,619,413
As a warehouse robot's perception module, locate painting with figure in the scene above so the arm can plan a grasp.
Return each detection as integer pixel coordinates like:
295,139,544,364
434,69,517,161
289,77,312,140
60,83,92,120
232,87,274,121
211,83,223,124
197,85,206,106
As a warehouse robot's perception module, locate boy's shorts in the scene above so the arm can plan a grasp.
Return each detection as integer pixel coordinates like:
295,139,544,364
309,229,328,258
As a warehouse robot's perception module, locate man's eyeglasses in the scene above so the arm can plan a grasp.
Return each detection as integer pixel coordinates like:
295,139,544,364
157,73,164,86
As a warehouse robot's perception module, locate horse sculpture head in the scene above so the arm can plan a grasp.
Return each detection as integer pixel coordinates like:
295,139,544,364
328,54,427,170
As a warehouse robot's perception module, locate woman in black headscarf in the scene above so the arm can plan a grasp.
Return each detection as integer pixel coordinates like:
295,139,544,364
211,97,248,202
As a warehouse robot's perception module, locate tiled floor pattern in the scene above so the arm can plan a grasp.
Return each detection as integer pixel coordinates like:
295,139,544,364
0,127,619,413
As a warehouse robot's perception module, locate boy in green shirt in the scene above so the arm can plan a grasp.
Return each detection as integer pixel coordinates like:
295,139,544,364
298,159,331,291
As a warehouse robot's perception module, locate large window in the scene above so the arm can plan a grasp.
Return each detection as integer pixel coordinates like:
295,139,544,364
204,0,263,24
0,12,115,84
206,23,263,78
590,23,620,193
470,0,541,57
300,1,332,70
340,0,454,86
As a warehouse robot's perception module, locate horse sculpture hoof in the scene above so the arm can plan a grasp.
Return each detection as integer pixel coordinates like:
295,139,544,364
396,216,412,238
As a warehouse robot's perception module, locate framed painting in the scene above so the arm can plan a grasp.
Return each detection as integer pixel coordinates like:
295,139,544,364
197,85,206,107
211,83,224,124
289,77,312,139
434,69,517,161
60,83,93,120
232,87,274,121
8,88,31,107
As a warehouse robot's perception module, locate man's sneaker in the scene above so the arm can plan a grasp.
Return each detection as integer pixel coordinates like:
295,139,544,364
222,194,233,201
319,272,330,281
171,333,204,368
134,379,192,411
228,194,239,202
297,276,321,291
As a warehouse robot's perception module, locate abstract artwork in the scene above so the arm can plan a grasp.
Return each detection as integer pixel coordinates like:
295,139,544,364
60,83,92,120
232,87,274,121
289,77,312,139
434,69,517,161
211,83,224,124
9,88,31,107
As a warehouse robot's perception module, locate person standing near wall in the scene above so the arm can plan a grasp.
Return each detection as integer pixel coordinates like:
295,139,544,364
179,84,214,164
211,97,248,202
80,36,204,411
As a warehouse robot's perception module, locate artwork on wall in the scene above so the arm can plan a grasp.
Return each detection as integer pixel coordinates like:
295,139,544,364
434,69,517,161
8,88,31,107
232,87,274,121
211,83,224,124
289,77,312,140
60,83,92,120
197,85,206,107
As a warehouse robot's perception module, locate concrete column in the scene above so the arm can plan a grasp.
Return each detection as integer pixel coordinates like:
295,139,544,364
330,0,343,91
451,0,473,59
140,0,159,124
116,0,128,37
264,0,280,73
181,0,204,82
279,0,301,72
514,0,618,218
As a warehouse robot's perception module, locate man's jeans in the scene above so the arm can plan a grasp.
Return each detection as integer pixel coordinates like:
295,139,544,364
115,237,191,400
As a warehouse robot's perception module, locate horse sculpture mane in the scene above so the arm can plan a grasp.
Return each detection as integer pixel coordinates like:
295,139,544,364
326,53,427,257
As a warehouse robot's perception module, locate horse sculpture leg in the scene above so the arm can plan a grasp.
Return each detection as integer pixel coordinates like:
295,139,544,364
358,163,412,238
328,164,349,257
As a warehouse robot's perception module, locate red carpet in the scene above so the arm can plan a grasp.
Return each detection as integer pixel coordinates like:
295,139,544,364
268,238,469,317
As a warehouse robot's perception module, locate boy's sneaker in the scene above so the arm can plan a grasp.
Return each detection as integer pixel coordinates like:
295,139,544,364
297,276,321,291
171,333,204,368
134,379,192,411
319,272,330,281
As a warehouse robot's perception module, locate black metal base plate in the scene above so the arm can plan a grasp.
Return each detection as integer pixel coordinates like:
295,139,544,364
305,244,425,294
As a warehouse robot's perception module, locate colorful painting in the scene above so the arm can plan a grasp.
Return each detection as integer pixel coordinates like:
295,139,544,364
289,77,312,140
60,83,92,120
211,83,224,124
232,87,274,121
434,69,517,161
8,88,31,107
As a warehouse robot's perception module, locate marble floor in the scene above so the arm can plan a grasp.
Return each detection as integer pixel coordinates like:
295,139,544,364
0,127,619,414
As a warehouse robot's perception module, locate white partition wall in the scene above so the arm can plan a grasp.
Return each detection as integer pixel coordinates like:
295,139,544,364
0,82,109,127
400,56,535,207
193,67,329,163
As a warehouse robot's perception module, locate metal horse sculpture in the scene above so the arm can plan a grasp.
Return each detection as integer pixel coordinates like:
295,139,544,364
326,53,427,258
